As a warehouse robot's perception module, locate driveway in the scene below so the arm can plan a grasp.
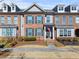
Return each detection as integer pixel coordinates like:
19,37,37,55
2,45,79,59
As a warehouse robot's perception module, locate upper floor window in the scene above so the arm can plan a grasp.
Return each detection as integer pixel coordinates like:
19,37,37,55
7,16,11,24
0,16,5,24
36,16,43,24
59,6,63,11
62,16,66,25
76,16,79,23
14,16,18,24
26,16,34,24
68,16,73,25
55,16,60,25
72,6,76,10
46,15,50,23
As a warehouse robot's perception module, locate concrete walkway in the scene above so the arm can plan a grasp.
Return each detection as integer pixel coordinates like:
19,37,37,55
1,45,79,59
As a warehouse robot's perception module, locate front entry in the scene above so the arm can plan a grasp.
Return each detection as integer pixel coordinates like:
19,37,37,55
45,26,53,39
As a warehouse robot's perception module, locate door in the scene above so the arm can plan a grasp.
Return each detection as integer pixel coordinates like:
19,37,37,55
46,32,51,38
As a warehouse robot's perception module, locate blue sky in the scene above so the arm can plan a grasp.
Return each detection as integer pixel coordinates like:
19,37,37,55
0,0,79,9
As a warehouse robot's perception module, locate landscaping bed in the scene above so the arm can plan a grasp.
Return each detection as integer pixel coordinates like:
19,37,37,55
56,37,79,45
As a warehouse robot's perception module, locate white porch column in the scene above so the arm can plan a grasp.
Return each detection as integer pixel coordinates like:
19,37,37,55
44,27,46,40
53,27,55,40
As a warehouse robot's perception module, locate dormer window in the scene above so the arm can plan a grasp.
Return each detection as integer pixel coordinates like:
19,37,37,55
59,6,63,11
4,6,6,10
72,6,76,10
12,6,14,10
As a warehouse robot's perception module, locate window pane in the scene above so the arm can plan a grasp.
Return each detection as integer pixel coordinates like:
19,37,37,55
26,16,34,24
64,29,67,36
62,16,66,25
68,29,71,36
68,16,73,25
2,28,6,36
36,16,43,24
7,16,11,24
14,16,18,24
60,29,63,36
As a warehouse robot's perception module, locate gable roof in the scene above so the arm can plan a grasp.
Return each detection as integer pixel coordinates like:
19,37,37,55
24,3,45,12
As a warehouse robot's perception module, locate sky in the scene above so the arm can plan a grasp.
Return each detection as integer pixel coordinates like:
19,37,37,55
0,0,79,9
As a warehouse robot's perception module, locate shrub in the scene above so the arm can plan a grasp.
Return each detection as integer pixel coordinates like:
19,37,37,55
24,37,36,41
56,37,79,42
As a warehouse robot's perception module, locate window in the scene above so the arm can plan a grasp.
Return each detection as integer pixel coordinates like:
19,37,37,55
36,28,42,36
72,6,76,10
55,16,60,25
59,6,63,11
14,16,18,24
62,16,66,25
59,29,72,37
36,16,43,24
7,16,11,24
2,28,13,36
64,29,67,36
27,28,33,36
68,16,73,25
60,29,63,36
68,29,71,36
2,28,6,36
4,6,6,10
46,16,50,23
76,16,79,23
0,16,5,24
12,6,14,10
26,16,34,24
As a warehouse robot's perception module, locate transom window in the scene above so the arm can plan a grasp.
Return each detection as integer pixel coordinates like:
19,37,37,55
60,29,71,37
26,16,34,24
36,16,43,24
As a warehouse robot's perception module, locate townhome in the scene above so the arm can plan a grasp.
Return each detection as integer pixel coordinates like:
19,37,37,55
0,3,79,40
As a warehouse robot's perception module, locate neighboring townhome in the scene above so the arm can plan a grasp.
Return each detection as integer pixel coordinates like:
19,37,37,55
0,3,21,37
